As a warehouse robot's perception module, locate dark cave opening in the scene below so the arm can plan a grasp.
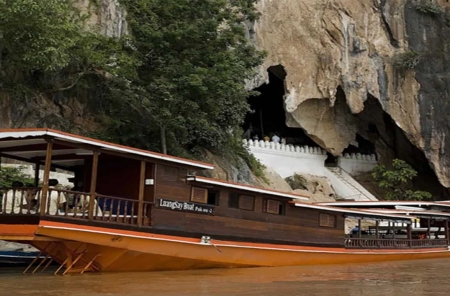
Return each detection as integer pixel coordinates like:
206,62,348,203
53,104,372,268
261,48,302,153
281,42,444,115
342,134,377,156
354,95,449,200
244,66,449,199
244,65,319,147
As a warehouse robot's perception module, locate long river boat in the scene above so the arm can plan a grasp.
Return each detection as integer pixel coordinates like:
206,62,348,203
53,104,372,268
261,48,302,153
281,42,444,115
1,128,450,274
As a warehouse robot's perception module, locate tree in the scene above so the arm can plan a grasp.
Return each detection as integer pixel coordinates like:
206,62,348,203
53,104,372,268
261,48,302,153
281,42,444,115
109,0,264,155
0,0,265,172
372,159,432,201
0,0,137,107
0,166,34,188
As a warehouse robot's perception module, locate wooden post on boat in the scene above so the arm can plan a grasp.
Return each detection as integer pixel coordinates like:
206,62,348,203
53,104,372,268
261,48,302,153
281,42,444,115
375,220,380,248
358,219,362,244
445,220,449,245
407,223,412,248
392,221,396,240
40,140,53,215
152,164,157,204
427,218,431,239
34,162,40,187
137,161,146,227
375,220,379,239
88,151,99,221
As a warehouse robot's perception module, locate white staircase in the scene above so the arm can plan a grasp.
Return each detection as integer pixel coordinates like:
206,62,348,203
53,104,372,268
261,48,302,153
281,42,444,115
325,167,378,201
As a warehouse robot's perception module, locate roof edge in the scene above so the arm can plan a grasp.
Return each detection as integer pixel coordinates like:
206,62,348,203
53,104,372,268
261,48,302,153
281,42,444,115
292,202,414,221
0,128,215,170
187,175,309,200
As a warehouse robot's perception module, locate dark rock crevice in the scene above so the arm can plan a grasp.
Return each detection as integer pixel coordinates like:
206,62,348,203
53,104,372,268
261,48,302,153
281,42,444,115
353,95,449,200
404,0,450,188
380,0,400,48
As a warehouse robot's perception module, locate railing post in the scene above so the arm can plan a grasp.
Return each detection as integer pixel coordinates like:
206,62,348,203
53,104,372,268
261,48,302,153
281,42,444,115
445,220,449,245
88,151,99,221
407,223,412,248
39,140,53,215
357,219,362,247
137,161,146,227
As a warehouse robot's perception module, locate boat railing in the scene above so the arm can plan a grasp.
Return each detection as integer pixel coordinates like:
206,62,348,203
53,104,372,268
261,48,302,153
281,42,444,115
345,237,449,249
0,187,42,215
0,187,153,227
410,238,449,248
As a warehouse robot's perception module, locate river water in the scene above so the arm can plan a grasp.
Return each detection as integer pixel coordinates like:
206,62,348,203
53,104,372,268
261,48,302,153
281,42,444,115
0,258,448,296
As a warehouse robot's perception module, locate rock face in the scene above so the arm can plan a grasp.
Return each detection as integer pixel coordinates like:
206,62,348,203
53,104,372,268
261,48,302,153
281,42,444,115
0,94,97,134
253,0,450,188
75,0,128,37
2,0,450,190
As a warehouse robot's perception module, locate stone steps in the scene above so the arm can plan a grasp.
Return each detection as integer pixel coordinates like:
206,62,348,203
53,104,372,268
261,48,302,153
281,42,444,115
326,167,377,201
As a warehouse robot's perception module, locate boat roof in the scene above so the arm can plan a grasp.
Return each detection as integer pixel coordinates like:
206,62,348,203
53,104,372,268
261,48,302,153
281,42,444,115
0,129,214,170
314,201,450,220
187,175,309,200
291,202,414,221
316,201,448,208
363,208,450,218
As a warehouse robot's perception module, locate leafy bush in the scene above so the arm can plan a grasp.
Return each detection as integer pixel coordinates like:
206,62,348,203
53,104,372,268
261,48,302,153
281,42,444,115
235,144,267,181
393,51,422,70
0,166,34,188
415,1,442,15
372,159,432,201
285,174,308,190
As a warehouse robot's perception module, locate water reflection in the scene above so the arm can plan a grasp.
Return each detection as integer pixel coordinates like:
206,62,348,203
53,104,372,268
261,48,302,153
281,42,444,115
0,259,448,296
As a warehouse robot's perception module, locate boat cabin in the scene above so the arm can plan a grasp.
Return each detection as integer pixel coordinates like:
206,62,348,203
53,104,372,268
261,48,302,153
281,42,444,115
318,201,450,248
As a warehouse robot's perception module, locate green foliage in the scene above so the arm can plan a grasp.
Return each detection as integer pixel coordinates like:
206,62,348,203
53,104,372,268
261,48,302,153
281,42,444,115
0,0,81,72
415,1,442,15
0,0,137,99
0,0,265,176
285,174,308,190
0,166,34,188
104,0,265,155
393,51,422,70
372,159,432,201
235,144,266,181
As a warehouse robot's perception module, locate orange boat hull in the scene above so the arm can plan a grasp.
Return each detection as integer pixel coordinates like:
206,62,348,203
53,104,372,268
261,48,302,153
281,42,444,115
2,221,446,273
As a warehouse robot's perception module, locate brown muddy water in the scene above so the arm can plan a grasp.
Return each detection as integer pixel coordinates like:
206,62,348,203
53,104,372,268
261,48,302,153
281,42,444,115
0,259,448,296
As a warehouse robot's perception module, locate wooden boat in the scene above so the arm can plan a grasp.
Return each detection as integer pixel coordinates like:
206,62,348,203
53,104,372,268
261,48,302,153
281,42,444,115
1,128,450,274
0,251,45,266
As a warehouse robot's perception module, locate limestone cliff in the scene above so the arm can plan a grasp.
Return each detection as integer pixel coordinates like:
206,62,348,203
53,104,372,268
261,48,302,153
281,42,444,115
2,0,450,191
253,0,450,188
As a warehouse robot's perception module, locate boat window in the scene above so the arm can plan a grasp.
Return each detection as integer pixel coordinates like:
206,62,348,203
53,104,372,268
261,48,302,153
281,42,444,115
228,193,254,211
319,213,336,228
229,193,240,208
191,187,208,204
207,190,220,206
239,195,254,211
264,199,285,215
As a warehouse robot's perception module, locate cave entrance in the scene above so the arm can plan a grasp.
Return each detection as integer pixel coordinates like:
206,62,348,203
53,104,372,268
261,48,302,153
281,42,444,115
244,65,319,147
354,95,449,200
342,134,376,156
324,153,338,167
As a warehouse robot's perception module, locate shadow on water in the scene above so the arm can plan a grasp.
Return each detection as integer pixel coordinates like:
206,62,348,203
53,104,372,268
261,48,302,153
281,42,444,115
0,259,449,296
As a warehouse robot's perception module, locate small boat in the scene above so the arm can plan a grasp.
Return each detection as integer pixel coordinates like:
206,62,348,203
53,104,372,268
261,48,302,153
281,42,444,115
0,251,44,266
0,128,450,275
